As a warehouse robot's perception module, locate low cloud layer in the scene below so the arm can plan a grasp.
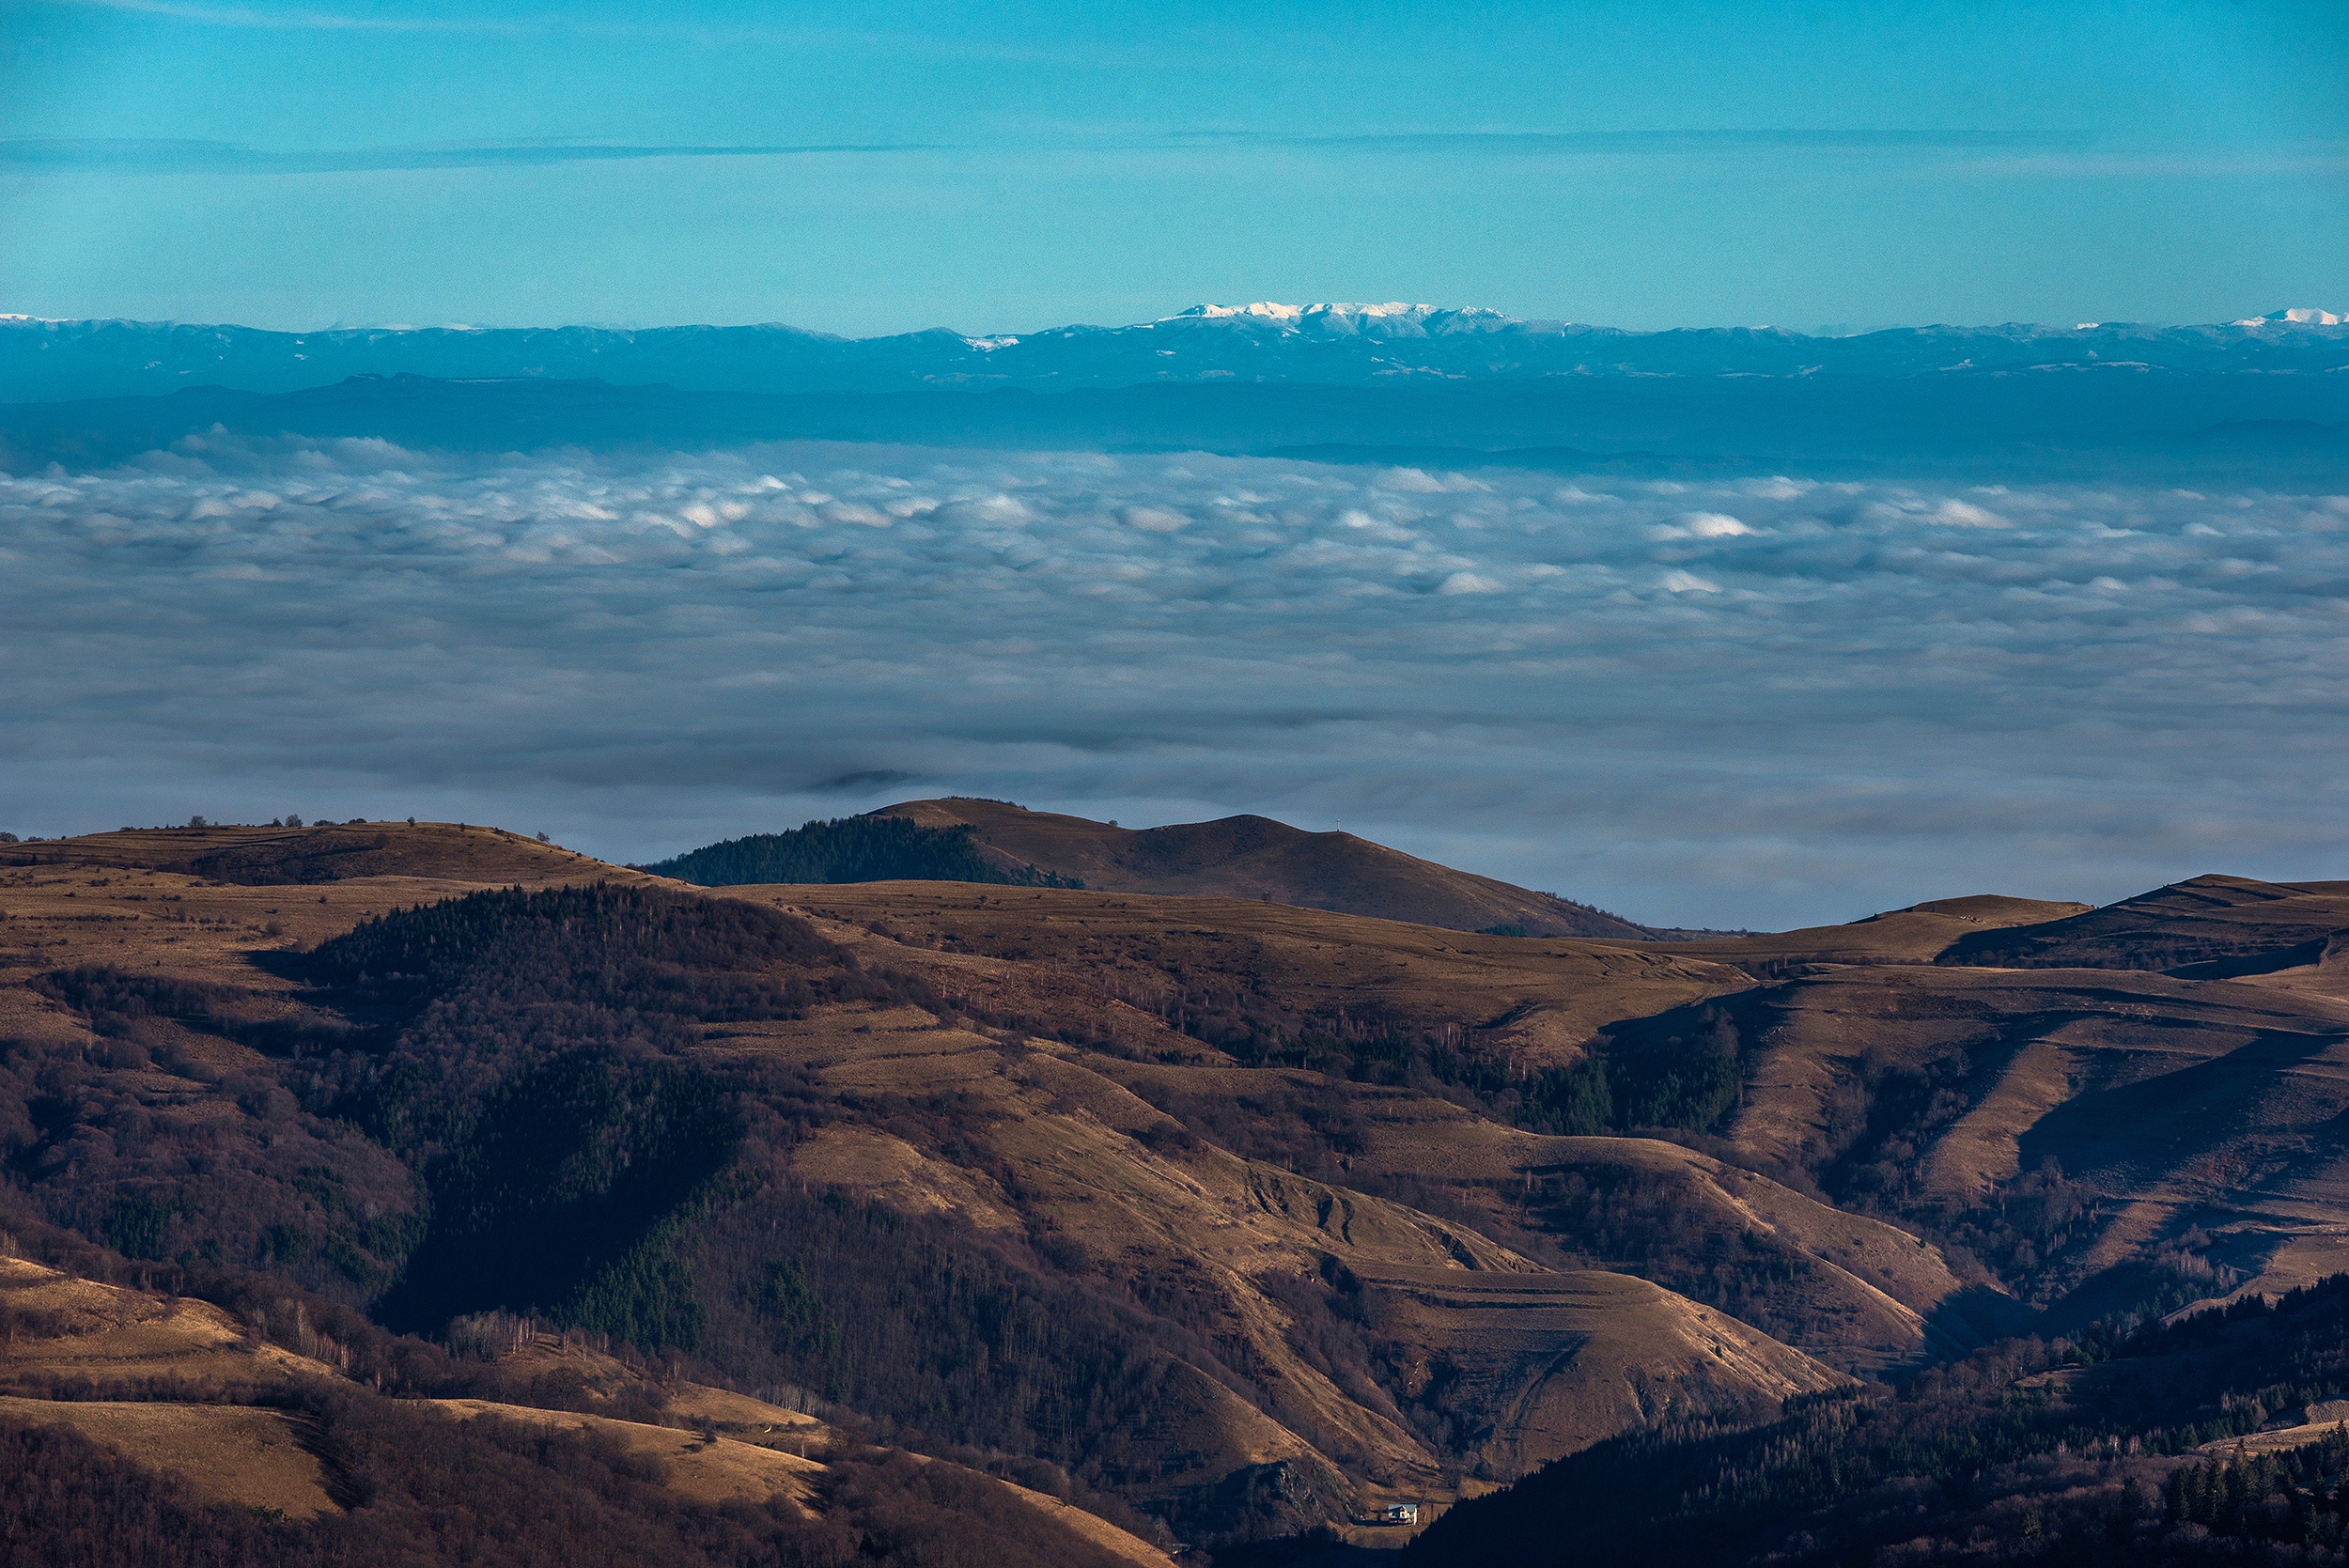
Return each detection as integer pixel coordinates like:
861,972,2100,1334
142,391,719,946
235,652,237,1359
3,438,2343,927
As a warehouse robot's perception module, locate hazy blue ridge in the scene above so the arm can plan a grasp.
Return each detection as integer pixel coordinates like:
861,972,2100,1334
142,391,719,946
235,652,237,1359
7,307,2349,404
4,367,2345,482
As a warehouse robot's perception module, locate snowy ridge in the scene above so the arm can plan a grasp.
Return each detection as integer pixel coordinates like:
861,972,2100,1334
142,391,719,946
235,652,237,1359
5,307,2347,402
2233,307,2347,327
1159,301,1521,335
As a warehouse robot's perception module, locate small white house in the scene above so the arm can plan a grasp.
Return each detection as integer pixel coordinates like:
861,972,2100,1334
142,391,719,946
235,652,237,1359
1381,1503,1421,1526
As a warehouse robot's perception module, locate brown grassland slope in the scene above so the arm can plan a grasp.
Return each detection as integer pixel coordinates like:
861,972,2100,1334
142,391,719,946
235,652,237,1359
0,1252,335,1386
4,820,623,888
766,874,2349,1334
1654,893,2095,970
0,1254,345,1516
0,1251,1174,1567
1937,873,2349,973
0,1394,339,1517
0,821,660,1032
755,879,1749,1063
0,825,1845,1546
692,999,1844,1494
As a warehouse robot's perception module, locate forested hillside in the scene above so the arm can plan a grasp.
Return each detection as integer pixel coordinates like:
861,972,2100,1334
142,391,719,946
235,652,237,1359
641,814,1083,889
1409,1276,2349,1566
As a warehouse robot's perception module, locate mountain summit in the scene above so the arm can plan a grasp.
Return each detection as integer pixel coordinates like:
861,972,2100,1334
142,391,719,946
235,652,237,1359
2233,306,2348,327
1158,302,1519,334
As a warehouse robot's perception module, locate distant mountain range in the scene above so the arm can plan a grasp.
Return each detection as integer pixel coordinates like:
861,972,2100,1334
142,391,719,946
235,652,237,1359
6,365,2346,482
6,302,2347,403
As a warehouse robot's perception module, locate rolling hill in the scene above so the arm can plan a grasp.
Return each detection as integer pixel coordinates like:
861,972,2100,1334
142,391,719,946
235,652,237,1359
1936,872,2349,974
863,799,1653,939
7,824,2349,1558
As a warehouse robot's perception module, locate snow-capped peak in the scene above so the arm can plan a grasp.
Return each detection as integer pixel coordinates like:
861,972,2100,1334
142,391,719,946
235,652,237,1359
2232,307,2346,327
1161,302,1511,327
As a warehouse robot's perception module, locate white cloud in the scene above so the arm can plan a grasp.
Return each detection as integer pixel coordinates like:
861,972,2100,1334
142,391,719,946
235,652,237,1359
1380,467,1490,494
1933,499,2010,528
1653,510,1752,540
3,439,2345,928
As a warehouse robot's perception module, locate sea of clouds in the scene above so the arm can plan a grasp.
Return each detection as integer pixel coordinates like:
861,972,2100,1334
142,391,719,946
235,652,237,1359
3,436,2343,928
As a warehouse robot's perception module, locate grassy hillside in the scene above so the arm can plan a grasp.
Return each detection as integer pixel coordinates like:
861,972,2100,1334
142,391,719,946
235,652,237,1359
9,825,2349,1557
1937,873,2349,972
0,1367,1141,1568
0,1250,1171,1567
763,877,2349,1330
0,838,1825,1547
2,819,617,887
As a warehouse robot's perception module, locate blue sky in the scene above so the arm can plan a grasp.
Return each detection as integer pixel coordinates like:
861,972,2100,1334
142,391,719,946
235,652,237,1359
3,0,2345,334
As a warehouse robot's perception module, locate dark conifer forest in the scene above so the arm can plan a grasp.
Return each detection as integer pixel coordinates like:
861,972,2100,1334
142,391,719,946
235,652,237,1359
641,815,1082,890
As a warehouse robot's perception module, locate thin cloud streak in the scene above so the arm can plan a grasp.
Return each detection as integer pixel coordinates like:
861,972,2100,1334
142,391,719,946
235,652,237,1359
0,138,955,175
2,130,2086,179
1162,128,2096,155
27,127,2315,189
24,0,1180,64
27,0,522,30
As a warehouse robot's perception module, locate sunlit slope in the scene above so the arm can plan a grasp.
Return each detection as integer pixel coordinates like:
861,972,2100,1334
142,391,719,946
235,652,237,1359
764,874,2349,1330
692,1000,1843,1489
731,888,1993,1368
0,1254,346,1516
1701,961,2349,1305
5,820,635,888
1937,874,2349,974
1653,893,2094,969
1074,1055,1991,1366
0,1254,1173,1565
0,1253,340,1389
744,879,1749,1061
1344,1266,1842,1475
